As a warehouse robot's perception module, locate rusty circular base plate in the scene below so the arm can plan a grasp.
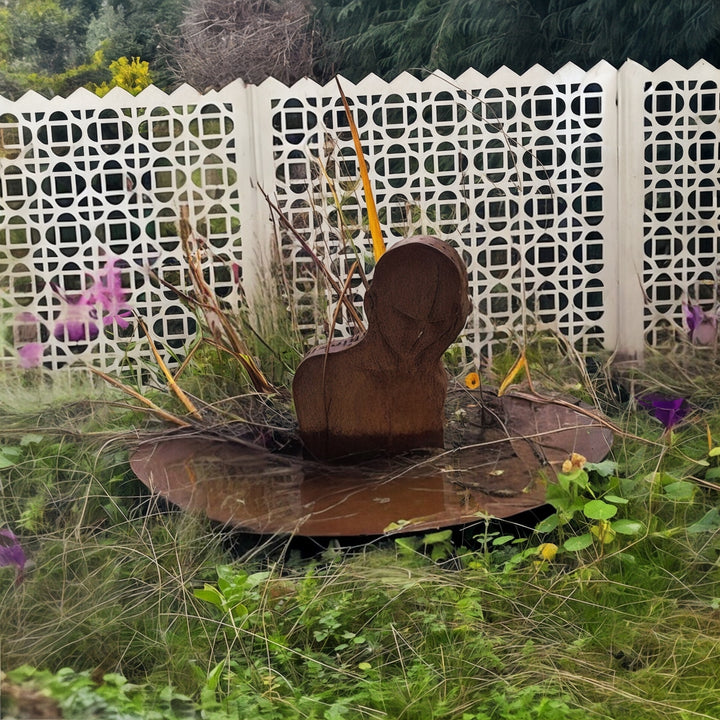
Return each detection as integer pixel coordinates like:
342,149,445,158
130,390,614,537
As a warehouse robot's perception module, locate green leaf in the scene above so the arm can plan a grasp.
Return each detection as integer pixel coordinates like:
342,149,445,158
585,460,618,477
384,520,410,532
557,471,570,491
545,483,574,513
705,467,720,480
566,469,590,489
193,586,225,608
0,446,23,467
205,660,225,692
20,433,44,446
230,603,249,620
611,519,644,535
246,571,271,588
492,534,515,546
687,509,720,534
583,500,618,520
535,514,560,533
709,447,720,457
603,494,628,504
423,529,453,545
563,534,594,552
0,455,16,469
663,481,696,501
216,564,243,586
395,537,421,552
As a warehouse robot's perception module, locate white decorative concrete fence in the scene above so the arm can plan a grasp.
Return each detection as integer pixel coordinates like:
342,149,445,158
0,60,718,376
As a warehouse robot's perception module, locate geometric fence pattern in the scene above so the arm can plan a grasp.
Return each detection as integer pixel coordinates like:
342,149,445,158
0,61,717,377
264,65,617,363
0,86,250,376
636,63,720,347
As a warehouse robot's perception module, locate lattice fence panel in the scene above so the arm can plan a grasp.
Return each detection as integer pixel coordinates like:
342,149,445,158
638,62,720,346
0,84,250,377
263,65,618,363
5,61,720,377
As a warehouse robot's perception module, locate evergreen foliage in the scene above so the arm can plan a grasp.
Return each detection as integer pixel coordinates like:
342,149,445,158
313,0,720,80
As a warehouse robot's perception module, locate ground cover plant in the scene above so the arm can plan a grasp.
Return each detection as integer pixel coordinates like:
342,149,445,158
3,338,720,719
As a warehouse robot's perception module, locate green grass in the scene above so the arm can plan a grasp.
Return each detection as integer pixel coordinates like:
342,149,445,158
3,347,720,719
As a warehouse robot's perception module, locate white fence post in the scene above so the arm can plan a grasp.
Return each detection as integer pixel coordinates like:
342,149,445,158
616,61,650,360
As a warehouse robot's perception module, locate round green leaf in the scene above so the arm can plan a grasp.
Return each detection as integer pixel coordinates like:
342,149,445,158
663,481,696,501
563,534,594,552
611,519,644,535
584,460,618,477
583,499,618,520
687,509,720,534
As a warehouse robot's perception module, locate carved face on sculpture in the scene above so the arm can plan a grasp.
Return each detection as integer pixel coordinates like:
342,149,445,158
364,237,471,362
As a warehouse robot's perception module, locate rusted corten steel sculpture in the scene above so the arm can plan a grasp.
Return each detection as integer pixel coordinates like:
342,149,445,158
293,236,472,460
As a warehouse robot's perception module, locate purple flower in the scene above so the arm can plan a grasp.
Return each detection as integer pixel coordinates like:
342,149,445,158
18,342,45,368
15,257,133,360
683,300,717,345
639,393,690,430
0,528,26,584
88,257,133,328
53,293,100,342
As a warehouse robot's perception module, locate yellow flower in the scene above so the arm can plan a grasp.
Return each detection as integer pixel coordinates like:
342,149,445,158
465,372,480,390
538,542,559,561
561,452,587,475
570,452,587,469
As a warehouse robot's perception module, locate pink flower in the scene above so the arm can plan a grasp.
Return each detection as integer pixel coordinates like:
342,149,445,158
88,257,133,328
53,293,100,342
18,342,45,368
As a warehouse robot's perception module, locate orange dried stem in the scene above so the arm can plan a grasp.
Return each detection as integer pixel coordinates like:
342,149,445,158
498,349,535,396
137,316,203,420
336,77,385,262
87,367,191,428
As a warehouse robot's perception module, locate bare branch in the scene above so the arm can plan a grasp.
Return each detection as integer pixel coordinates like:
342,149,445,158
171,0,317,88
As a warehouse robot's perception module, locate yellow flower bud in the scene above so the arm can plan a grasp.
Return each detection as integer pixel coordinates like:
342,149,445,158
538,543,558,561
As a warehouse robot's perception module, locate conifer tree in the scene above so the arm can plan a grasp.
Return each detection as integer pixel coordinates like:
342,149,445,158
314,0,720,80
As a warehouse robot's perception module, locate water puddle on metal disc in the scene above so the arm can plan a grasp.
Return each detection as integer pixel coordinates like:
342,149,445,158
130,391,614,536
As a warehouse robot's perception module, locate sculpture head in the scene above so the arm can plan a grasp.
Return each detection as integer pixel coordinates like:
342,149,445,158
364,235,471,362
